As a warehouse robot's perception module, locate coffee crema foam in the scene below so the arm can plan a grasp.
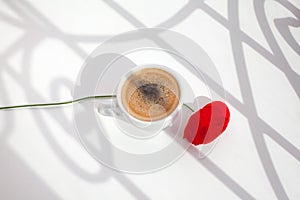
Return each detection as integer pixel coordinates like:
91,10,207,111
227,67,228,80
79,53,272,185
121,68,180,121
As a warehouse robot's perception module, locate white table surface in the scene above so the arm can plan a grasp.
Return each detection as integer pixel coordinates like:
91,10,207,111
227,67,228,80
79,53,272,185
1,0,300,199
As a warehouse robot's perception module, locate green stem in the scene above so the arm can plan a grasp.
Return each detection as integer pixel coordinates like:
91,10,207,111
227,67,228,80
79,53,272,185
183,103,195,112
0,95,196,112
0,95,116,110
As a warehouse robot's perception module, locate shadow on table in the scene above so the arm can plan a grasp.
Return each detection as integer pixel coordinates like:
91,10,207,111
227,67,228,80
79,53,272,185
0,0,299,199
104,0,300,199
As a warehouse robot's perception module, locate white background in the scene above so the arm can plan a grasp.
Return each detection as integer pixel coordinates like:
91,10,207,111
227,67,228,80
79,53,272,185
0,0,300,199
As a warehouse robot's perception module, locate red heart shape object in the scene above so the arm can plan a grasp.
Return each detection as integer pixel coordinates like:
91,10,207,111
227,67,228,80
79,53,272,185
184,101,230,145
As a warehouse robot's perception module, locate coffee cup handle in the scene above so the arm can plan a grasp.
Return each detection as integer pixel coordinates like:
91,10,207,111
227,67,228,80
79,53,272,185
97,97,121,116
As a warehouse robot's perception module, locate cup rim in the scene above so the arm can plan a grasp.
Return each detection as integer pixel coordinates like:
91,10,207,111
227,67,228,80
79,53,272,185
116,64,183,124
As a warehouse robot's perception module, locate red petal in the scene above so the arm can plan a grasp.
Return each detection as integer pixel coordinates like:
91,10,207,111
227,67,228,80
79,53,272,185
184,101,230,145
183,111,200,144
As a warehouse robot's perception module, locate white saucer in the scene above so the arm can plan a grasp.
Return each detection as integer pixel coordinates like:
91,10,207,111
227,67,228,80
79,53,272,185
73,28,225,173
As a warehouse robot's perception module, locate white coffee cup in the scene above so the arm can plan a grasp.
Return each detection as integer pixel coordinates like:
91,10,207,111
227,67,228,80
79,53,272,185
98,64,184,134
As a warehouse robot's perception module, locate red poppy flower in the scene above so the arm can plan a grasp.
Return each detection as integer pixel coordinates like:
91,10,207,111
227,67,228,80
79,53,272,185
184,101,230,145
